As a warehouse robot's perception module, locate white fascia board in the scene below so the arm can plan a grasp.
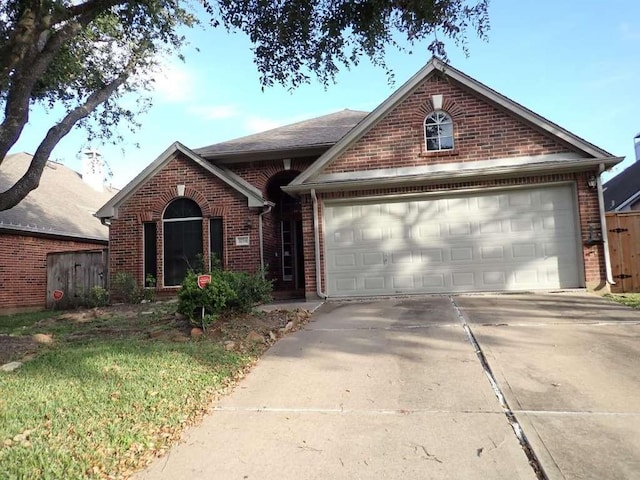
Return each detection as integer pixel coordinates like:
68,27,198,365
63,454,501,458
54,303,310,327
96,142,266,218
283,156,624,194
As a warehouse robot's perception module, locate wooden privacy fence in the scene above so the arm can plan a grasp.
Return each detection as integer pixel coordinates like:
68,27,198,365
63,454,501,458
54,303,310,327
46,249,108,308
606,212,640,293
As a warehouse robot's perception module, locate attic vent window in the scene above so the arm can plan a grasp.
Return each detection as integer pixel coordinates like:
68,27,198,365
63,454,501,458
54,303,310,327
424,111,454,151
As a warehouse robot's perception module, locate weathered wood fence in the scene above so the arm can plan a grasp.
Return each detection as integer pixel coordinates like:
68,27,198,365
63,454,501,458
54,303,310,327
46,249,108,308
606,212,640,293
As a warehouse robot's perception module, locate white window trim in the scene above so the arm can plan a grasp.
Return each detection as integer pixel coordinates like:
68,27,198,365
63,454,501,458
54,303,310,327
424,110,454,152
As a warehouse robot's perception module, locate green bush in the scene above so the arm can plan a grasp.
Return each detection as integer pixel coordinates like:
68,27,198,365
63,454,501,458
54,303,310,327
221,269,272,313
177,270,272,323
111,272,143,304
87,286,110,307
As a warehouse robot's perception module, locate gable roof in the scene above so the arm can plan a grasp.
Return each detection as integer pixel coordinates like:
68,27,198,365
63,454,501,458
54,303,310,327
96,142,268,219
289,57,618,189
194,109,368,162
603,161,640,211
0,153,116,241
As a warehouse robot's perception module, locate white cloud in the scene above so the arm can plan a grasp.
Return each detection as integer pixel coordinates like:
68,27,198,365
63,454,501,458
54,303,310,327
187,105,238,120
152,62,194,103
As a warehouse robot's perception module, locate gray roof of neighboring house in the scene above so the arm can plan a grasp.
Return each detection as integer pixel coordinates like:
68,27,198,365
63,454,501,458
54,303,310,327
0,152,117,241
603,161,640,211
194,109,369,160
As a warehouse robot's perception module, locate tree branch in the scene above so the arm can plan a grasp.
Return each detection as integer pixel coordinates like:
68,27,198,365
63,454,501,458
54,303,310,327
0,5,110,165
0,62,134,211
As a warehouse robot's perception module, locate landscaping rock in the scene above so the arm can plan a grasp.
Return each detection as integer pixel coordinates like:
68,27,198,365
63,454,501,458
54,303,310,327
284,321,294,332
190,327,204,338
245,331,264,344
1,361,23,372
32,333,53,345
224,341,236,351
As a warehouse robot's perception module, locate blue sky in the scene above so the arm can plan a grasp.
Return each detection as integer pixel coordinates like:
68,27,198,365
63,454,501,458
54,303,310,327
9,0,640,188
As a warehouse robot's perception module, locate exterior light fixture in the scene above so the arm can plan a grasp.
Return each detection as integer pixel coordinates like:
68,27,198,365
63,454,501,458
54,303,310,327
587,175,598,189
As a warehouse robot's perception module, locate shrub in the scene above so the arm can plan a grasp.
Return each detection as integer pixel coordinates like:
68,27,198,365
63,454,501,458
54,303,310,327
111,272,143,304
177,270,273,324
222,269,272,313
177,271,236,323
87,286,110,307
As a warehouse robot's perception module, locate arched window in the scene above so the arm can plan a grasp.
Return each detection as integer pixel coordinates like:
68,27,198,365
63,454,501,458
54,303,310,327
163,198,203,286
424,111,454,151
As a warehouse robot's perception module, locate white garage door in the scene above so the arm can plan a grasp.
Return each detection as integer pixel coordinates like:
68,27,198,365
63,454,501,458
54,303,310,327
324,185,582,297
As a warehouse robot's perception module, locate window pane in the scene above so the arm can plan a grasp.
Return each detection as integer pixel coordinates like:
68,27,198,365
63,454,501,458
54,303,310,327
209,218,223,269
425,125,439,137
164,198,202,219
143,223,157,283
426,138,439,151
425,114,437,125
440,136,454,149
164,220,203,286
440,123,453,137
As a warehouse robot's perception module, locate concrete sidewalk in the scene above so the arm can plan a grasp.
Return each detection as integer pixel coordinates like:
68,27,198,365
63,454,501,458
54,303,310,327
134,296,534,479
134,293,640,480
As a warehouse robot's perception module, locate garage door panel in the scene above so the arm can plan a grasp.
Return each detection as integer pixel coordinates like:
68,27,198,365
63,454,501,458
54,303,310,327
325,185,581,296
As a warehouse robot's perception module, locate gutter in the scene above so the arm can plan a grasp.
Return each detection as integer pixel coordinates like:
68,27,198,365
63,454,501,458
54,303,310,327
310,189,327,299
597,164,616,286
258,204,273,274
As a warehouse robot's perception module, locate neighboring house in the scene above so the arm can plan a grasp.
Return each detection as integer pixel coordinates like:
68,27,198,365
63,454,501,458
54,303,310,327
0,152,116,312
97,58,622,300
603,134,640,211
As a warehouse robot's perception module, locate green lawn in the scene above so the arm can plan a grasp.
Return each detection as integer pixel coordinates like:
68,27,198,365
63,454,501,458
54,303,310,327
0,304,257,479
605,293,640,309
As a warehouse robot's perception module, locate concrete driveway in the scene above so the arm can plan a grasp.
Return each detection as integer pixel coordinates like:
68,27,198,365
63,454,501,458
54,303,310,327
134,293,640,480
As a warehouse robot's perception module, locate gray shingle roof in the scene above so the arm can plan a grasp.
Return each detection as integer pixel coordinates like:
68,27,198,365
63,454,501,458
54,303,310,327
194,109,369,158
603,161,640,211
0,153,117,241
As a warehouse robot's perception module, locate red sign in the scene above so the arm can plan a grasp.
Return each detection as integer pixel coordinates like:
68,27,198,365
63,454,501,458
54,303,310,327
52,290,64,301
197,275,211,289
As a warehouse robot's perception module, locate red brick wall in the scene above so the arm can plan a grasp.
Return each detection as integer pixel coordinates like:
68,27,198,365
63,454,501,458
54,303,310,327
109,154,261,292
301,172,606,298
0,233,106,312
229,159,315,289
325,74,580,174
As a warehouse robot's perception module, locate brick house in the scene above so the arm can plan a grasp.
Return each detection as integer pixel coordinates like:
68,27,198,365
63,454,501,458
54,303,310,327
0,152,116,312
97,58,622,299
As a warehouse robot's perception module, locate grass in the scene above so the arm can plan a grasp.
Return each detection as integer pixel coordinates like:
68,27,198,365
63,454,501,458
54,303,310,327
605,293,640,309
0,310,61,334
0,304,256,479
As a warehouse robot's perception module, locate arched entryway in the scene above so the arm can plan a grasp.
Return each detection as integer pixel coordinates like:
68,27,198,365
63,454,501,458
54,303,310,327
265,171,305,296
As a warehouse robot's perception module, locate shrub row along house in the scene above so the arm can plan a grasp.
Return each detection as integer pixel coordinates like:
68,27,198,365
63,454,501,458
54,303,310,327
97,58,621,300
0,152,116,312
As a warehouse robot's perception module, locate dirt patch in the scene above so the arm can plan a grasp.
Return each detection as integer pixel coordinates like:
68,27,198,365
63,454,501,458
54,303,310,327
0,335,39,365
0,302,312,365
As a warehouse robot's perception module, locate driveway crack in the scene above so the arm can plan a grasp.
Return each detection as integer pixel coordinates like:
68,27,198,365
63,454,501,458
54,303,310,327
449,295,549,480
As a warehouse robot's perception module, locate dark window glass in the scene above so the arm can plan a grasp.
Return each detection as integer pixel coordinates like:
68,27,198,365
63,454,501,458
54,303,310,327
164,198,202,219
143,223,157,283
164,220,203,286
209,218,223,269
163,198,203,286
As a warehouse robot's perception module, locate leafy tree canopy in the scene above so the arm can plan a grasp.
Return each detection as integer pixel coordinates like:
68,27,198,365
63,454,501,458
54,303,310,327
0,0,489,211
